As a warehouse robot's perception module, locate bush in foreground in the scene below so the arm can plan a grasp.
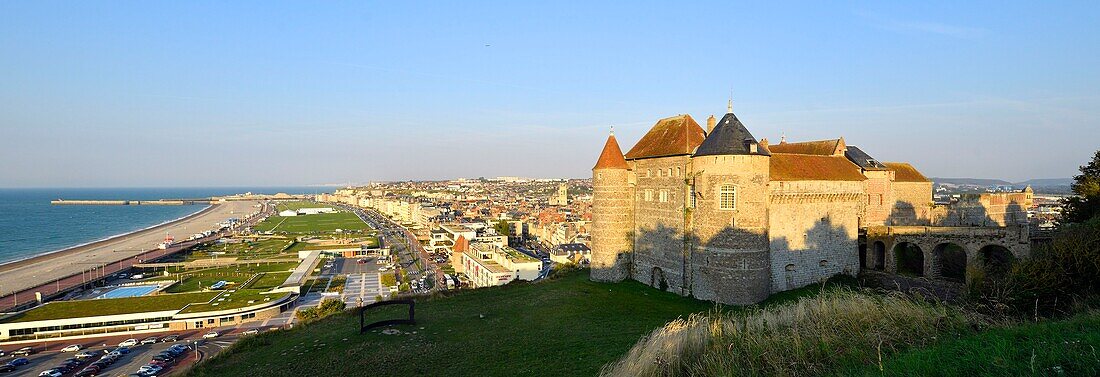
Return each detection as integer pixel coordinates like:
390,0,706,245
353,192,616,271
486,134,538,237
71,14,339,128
601,289,982,377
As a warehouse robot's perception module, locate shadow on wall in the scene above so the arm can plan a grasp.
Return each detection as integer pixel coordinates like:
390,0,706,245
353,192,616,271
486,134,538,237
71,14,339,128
933,200,1027,227
632,223,700,292
770,216,855,291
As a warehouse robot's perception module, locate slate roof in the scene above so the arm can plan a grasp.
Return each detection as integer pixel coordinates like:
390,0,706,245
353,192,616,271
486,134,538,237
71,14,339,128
844,145,889,170
883,162,930,183
624,115,706,160
770,154,866,181
768,138,845,156
693,112,769,157
593,134,629,170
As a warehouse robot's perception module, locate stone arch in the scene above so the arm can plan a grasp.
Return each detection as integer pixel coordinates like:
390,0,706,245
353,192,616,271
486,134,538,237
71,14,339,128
893,242,924,276
978,244,1015,279
651,267,668,291
932,243,967,282
873,241,886,271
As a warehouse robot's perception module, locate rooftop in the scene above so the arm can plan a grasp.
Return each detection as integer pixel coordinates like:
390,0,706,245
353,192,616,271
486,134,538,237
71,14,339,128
768,138,845,156
884,162,930,182
694,111,769,157
624,114,706,160
770,154,866,181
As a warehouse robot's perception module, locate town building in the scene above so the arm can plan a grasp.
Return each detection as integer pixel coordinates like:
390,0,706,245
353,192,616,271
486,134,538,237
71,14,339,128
458,242,542,288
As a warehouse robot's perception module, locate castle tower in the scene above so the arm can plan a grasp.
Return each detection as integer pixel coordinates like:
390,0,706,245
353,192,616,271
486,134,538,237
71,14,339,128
591,129,633,282
689,105,773,304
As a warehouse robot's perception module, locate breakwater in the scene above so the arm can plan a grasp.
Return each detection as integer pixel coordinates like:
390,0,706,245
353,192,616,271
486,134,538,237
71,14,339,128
51,199,213,205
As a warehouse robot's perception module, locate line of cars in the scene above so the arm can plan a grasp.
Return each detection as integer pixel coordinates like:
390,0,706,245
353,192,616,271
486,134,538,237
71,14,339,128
0,333,186,376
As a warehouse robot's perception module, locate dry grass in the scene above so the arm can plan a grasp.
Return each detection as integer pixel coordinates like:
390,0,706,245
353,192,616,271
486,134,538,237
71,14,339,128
601,289,985,377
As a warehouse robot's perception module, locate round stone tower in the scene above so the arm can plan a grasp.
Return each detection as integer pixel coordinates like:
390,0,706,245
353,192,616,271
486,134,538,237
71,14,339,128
591,130,633,282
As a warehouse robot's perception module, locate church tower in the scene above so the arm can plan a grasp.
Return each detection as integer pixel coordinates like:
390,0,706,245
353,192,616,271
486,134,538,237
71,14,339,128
591,129,633,282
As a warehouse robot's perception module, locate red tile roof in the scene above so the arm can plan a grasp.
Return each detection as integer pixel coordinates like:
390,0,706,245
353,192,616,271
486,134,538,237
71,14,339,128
770,154,866,181
883,162,930,182
593,134,629,170
624,115,706,160
768,138,845,156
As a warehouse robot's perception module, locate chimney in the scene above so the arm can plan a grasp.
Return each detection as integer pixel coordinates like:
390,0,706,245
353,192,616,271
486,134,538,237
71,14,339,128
706,115,716,135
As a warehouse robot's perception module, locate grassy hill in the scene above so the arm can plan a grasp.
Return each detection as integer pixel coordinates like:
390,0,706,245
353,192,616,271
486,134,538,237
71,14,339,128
187,270,743,376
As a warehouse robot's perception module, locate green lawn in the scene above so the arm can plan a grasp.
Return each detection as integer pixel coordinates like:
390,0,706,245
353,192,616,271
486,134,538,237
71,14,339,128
165,262,298,293
1,292,218,323
836,312,1100,376
246,272,293,290
274,201,326,212
254,212,369,234
185,239,295,261
186,270,721,377
179,290,291,314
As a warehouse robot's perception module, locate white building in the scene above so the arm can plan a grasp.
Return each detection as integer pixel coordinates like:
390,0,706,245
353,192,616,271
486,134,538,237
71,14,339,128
460,243,542,288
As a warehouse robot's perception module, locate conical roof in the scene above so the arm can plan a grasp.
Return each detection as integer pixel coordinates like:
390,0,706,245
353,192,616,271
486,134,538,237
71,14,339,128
594,133,629,170
693,111,769,157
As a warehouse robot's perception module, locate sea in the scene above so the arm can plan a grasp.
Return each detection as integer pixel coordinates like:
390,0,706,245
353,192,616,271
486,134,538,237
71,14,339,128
0,187,328,265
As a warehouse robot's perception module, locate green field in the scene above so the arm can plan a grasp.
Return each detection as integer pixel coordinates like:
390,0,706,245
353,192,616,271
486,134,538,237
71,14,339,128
1,292,218,323
274,201,324,212
185,239,296,261
253,212,369,234
179,290,290,314
837,312,1100,376
246,272,293,290
165,262,298,293
186,270,723,376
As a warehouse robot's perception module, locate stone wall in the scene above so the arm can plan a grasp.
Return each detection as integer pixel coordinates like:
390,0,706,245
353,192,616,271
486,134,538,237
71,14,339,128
888,181,934,225
630,156,691,294
861,170,893,226
933,191,1032,227
767,180,864,292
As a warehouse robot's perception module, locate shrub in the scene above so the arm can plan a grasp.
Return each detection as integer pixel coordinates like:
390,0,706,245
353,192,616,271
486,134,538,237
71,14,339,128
601,289,982,377
969,217,1100,317
295,298,347,322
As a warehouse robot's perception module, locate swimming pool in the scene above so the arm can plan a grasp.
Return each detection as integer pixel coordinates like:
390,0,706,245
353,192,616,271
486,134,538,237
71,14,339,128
97,285,159,299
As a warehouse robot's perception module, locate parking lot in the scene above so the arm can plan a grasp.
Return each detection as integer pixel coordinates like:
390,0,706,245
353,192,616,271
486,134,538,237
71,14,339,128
333,257,382,307
2,338,195,376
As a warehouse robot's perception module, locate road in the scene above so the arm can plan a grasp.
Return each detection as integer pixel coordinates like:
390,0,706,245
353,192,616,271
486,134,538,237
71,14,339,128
0,201,268,310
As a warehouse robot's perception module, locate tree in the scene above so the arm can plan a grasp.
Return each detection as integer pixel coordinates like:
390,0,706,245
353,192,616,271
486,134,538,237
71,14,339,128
494,220,511,236
1061,150,1100,224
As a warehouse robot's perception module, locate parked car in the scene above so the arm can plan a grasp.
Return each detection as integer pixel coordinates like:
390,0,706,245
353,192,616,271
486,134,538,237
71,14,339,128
75,351,97,359
159,334,180,343
9,358,30,367
12,347,35,356
0,350,5,357
0,364,14,373
203,331,220,339
241,328,260,336
38,369,63,377
61,344,82,352
140,336,159,345
74,366,100,377
118,339,138,347
137,364,162,375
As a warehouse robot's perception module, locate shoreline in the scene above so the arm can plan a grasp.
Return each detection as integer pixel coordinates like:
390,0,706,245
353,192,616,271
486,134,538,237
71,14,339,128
0,204,217,273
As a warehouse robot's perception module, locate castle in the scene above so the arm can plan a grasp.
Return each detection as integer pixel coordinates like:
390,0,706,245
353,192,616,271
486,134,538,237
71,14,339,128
590,102,1032,305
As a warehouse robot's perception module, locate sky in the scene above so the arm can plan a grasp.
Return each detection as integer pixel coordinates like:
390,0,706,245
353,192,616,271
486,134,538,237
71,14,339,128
1,1,1098,187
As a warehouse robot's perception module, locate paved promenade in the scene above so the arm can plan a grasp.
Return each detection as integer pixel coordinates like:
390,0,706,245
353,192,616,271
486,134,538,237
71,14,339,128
0,200,261,311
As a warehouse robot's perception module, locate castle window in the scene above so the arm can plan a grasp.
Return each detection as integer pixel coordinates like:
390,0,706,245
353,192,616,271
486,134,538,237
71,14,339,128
675,167,681,177
597,173,602,179
719,185,737,210
644,189,653,202
659,190,668,203
646,169,651,178
689,184,697,208
667,168,672,177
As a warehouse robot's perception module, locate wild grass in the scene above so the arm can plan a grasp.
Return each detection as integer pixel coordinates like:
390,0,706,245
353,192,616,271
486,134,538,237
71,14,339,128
601,288,984,377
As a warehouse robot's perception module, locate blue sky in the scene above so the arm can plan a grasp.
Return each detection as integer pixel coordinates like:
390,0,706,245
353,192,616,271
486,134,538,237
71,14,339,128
2,1,1098,187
